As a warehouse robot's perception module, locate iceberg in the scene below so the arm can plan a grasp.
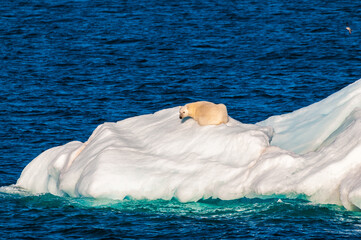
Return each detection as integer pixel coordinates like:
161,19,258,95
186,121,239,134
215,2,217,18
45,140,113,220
15,79,361,210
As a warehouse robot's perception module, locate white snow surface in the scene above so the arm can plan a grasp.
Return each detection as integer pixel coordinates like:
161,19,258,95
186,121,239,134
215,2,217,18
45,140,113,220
16,79,361,210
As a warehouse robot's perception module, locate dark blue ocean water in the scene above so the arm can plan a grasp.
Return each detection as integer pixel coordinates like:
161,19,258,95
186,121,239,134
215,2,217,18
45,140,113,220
1,0,361,238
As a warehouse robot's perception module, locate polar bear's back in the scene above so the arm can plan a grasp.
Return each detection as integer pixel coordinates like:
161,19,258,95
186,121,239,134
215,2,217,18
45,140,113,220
188,101,228,126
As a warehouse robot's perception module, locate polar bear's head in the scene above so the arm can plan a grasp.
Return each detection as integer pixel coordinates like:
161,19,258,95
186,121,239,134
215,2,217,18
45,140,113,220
179,105,189,119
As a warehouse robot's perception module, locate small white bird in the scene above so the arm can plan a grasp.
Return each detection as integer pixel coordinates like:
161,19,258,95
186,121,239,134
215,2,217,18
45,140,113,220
346,23,352,34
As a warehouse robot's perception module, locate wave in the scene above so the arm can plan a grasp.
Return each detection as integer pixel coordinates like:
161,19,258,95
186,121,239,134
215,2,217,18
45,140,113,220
14,79,361,210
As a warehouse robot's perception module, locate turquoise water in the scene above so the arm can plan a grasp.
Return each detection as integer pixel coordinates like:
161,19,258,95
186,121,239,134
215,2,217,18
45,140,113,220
2,191,361,239
2,0,361,238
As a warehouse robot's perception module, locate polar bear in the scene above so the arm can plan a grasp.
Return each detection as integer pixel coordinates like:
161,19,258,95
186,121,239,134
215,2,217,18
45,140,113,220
179,101,229,126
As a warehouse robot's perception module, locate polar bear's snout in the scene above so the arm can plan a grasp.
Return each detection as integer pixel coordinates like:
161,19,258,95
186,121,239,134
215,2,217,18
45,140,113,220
179,106,188,120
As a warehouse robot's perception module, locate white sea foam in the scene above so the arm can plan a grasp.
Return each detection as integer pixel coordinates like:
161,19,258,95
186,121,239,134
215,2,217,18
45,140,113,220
15,79,361,210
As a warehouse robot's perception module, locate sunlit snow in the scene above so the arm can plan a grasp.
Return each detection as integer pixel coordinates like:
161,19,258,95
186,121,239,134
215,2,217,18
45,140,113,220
16,79,361,210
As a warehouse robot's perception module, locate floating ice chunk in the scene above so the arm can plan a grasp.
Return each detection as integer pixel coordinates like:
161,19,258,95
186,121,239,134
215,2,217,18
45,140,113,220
15,79,361,210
